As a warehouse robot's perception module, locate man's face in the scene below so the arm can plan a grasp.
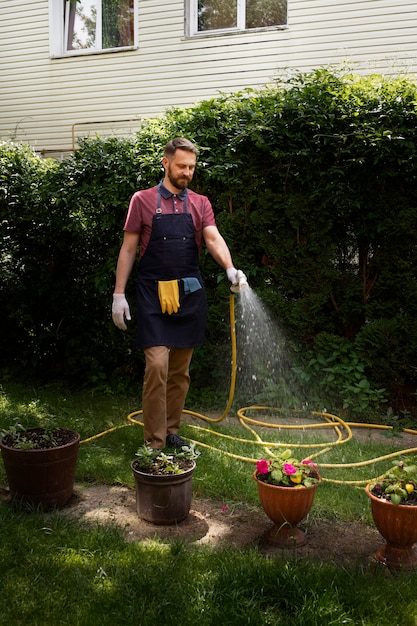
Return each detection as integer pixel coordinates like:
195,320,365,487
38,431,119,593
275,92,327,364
163,149,196,191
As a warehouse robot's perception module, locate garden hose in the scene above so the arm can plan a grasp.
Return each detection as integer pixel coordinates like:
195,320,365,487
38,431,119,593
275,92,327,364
81,294,417,486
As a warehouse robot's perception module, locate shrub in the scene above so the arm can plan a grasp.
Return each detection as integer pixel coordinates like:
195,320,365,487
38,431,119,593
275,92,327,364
1,70,417,414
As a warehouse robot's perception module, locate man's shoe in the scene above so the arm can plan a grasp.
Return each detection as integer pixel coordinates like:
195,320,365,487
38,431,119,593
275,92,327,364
166,433,187,449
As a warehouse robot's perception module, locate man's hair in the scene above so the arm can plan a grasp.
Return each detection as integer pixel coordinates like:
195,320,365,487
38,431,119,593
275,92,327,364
164,137,198,159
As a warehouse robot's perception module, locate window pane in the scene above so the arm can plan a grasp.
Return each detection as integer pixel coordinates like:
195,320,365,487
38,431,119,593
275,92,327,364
103,0,134,48
66,0,134,51
67,0,97,50
198,0,237,32
246,0,287,28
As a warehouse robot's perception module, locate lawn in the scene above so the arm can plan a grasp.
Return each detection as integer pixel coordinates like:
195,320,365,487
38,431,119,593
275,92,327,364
1,382,417,625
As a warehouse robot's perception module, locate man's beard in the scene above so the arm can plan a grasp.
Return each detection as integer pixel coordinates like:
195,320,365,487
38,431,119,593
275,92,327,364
167,168,191,190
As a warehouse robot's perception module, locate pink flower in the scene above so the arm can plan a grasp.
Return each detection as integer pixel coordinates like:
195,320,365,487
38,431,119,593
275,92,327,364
302,459,317,470
283,463,297,475
221,504,228,511
256,459,270,474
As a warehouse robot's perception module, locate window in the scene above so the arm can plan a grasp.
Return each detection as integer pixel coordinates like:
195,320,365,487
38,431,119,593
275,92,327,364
188,0,287,35
50,0,137,57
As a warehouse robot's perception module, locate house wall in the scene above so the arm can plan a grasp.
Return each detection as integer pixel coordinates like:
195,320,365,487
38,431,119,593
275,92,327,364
1,0,416,155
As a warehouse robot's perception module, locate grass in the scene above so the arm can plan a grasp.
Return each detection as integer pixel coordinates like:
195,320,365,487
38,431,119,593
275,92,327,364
1,382,417,625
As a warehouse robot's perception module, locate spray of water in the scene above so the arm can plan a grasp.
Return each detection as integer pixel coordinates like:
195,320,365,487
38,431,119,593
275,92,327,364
235,286,303,410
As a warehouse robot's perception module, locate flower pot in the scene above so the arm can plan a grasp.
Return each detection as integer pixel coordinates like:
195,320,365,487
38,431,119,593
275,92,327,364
254,470,319,547
0,428,80,509
366,484,417,569
131,460,195,525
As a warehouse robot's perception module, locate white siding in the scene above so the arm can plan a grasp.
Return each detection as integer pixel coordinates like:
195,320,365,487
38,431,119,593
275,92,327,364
1,0,416,154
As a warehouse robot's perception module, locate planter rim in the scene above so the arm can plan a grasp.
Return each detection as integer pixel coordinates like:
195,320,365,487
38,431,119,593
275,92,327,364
365,483,417,509
131,458,196,477
253,469,321,490
0,428,80,453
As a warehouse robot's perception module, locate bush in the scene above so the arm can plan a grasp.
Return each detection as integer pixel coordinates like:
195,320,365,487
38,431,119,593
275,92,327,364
1,70,417,414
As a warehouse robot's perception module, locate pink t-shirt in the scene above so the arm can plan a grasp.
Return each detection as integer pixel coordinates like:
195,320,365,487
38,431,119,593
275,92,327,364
123,185,216,257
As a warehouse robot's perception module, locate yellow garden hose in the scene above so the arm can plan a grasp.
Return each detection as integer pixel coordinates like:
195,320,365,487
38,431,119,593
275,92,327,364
82,294,417,486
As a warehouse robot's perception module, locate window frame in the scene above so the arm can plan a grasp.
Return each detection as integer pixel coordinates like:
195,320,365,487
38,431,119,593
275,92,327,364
185,0,288,37
49,0,138,59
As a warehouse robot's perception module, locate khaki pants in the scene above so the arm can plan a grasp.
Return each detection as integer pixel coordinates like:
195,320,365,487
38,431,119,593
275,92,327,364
142,346,194,449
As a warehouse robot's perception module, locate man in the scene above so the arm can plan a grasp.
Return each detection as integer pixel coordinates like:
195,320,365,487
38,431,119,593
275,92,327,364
112,137,245,449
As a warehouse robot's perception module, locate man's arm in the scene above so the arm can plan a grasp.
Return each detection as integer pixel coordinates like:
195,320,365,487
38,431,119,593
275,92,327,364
114,231,140,293
112,231,140,330
202,225,234,271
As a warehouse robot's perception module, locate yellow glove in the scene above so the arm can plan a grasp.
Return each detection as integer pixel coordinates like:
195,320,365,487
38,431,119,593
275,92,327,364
158,280,180,315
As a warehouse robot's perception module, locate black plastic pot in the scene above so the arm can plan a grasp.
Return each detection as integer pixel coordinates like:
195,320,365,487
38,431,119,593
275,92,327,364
0,428,80,509
131,460,195,525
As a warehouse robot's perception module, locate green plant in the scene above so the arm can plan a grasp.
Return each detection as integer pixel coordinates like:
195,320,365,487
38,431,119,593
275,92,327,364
369,457,417,506
0,421,25,440
380,406,404,437
255,449,320,488
134,443,200,475
295,333,387,416
1,423,63,450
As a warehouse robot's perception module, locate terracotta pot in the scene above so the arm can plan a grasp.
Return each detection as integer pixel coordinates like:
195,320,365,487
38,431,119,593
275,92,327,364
366,484,417,569
131,460,195,525
0,428,80,509
254,470,319,547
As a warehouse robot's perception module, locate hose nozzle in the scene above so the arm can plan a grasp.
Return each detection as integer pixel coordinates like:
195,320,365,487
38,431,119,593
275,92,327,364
230,270,248,293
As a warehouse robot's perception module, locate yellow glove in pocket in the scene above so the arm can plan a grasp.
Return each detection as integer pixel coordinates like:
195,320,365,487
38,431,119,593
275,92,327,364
158,280,180,315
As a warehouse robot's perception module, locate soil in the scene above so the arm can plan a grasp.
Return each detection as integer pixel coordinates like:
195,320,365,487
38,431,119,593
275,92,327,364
1,428,78,449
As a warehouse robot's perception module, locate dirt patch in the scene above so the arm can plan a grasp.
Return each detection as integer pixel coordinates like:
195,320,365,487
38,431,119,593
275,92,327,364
59,483,383,567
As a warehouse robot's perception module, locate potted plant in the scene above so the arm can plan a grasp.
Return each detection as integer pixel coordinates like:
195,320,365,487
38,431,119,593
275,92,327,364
0,423,80,509
131,443,199,525
366,457,417,569
253,449,321,547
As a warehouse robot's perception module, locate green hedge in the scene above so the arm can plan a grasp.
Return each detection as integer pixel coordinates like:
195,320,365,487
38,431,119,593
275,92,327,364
1,69,417,415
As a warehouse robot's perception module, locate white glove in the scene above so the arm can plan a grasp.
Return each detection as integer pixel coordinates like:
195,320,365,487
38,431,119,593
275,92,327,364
226,267,248,293
112,294,131,330
226,267,238,286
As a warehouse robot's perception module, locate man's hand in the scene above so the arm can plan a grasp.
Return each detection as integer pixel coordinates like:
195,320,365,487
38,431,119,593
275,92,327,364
226,267,238,286
226,267,248,293
112,294,131,330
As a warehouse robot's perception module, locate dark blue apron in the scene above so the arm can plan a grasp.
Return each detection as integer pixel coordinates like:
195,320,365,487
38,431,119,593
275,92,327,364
136,184,207,349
